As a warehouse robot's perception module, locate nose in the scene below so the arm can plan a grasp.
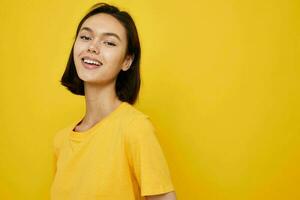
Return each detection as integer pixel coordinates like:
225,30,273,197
88,47,98,54
87,41,99,54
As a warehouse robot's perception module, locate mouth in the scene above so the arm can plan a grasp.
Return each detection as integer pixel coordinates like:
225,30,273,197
81,57,103,70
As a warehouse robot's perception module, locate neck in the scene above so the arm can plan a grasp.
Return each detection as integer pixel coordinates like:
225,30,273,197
81,81,122,125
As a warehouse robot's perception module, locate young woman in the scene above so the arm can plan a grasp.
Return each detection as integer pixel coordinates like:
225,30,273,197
50,3,177,200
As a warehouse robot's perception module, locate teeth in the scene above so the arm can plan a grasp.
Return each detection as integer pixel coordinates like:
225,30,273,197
83,58,101,66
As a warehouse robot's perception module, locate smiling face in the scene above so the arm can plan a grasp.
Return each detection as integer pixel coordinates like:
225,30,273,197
73,13,133,85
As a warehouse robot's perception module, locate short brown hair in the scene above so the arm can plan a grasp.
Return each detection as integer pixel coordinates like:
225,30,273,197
60,3,141,105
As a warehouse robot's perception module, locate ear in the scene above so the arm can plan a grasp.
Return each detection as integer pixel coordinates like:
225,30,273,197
121,54,134,71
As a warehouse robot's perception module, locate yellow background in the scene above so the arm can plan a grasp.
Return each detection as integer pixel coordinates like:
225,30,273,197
0,0,299,199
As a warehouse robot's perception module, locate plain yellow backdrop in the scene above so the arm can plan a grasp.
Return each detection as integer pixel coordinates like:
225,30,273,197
0,0,299,199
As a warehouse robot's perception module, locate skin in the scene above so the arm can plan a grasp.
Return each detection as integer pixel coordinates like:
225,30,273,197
73,13,133,130
72,13,176,200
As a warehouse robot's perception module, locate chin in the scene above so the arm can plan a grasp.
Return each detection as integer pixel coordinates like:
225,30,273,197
79,74,111,85
78,75,99,83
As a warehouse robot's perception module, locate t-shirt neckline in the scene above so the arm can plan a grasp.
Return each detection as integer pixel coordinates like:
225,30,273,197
69,101,128,140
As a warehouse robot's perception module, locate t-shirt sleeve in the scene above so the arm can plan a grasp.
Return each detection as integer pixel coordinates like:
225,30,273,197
52,126,69,177
52,132,59,179
124,115,175,196
52,129,62,177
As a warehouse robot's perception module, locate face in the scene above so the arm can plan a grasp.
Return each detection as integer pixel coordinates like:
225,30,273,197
73,13,133,85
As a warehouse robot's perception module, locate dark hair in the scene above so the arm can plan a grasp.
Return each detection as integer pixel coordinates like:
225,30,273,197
60,3,141,105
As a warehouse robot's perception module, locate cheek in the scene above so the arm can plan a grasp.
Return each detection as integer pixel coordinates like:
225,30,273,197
104,48,126,64
73,41,86,57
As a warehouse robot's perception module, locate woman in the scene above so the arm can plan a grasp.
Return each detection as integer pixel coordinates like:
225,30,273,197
51,3,177,200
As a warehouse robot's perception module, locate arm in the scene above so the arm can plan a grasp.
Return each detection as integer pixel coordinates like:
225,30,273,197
145,191,177,200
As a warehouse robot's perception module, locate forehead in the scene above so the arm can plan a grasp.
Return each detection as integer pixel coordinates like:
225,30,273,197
80,13,126,39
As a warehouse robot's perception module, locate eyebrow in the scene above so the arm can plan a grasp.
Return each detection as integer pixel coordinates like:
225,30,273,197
80,26,122,42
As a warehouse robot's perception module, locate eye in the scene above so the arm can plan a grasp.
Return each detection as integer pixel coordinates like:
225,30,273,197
104,41,116,46
79,35,91,40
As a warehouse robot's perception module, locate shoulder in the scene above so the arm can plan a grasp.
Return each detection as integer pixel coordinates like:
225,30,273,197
122,102,150,120
123,103,154,128
120,102,154,127
122,107,157,142
53,122,74,149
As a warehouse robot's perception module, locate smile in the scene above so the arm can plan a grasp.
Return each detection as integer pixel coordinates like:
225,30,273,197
81,58,102,70
81,57,102,66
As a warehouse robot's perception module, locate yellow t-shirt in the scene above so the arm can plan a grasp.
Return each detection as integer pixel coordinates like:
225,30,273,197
50,102,175,200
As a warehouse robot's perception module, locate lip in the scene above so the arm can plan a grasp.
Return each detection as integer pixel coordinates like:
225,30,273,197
81,59,101,70
81,56,102,70
81,56,102,64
